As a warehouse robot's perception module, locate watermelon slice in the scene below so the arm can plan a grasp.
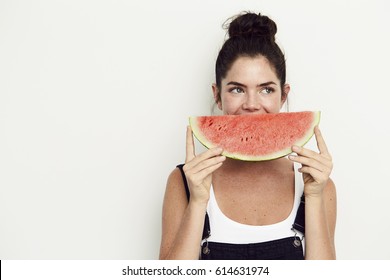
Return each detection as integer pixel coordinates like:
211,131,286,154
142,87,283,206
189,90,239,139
189,111,320,161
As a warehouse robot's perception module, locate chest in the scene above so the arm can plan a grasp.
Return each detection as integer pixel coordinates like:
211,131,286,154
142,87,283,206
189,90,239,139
212,168,295,226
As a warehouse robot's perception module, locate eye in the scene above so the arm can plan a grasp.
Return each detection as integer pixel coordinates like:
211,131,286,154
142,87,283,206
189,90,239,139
261,87,274,95
230,87,244,94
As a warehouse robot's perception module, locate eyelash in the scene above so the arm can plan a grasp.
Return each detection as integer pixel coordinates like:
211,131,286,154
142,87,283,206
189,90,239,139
229,87,244,94
262,87,275,94
229,87,275,95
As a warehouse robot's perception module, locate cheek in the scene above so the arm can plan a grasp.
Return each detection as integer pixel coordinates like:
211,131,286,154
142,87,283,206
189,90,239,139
221,95,240,111
265,100,280,111
259,96,283,113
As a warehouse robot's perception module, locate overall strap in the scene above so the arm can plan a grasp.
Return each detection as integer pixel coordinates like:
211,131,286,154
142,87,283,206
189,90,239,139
177,164,190,200
292,195,305,234
176,164,211,240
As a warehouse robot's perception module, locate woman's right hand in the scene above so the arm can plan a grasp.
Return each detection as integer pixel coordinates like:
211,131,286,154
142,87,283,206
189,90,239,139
183,126,226,205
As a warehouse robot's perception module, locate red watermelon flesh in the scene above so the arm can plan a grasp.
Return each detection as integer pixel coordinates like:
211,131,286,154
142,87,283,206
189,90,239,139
189,111,320,161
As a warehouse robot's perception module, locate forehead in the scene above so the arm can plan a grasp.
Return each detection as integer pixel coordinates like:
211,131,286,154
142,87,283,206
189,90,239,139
223,55,280,85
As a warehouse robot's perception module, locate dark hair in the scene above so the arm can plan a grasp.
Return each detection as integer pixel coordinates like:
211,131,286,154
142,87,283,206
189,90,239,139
215,12,287,102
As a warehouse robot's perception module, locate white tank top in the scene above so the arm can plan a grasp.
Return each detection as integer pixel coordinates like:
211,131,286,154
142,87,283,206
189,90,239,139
206,162,304,244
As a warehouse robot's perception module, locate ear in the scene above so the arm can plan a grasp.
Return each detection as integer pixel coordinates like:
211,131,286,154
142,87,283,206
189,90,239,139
212,83,222,110
281,83,290,107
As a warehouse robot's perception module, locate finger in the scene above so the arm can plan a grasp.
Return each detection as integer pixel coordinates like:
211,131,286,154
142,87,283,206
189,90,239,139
195,161,224,182
314,126,331,157
184,147,224,170
291,145,321,160
298,166,329,183
185,126,195,163
185,154,226,175
288,154,331,173
290,145,333,172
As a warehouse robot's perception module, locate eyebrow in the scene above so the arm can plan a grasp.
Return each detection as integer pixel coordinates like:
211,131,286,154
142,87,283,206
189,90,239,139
226,81,277,87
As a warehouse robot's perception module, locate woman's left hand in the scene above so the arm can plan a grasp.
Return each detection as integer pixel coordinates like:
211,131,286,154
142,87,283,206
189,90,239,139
288,126,333,197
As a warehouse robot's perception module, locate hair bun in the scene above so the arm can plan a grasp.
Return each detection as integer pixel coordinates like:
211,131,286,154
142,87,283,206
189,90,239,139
227,12,277,42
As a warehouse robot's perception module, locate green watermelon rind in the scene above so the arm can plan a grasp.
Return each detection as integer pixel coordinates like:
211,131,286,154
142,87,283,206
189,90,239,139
189,111,321,161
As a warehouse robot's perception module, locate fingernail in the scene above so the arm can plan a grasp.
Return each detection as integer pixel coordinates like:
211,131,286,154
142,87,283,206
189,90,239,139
292,145,300,152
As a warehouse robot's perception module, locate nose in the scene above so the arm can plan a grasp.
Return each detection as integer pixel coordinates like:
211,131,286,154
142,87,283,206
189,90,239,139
242,92,261,112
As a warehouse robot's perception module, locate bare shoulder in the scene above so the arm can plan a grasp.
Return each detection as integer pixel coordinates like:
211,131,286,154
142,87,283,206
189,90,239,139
165,167,187,201
162,167,188,216
159,167,188,259
167,167,185,186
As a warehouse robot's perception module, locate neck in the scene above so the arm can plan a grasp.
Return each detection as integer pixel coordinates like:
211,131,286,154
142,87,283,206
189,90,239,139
219,156,291,174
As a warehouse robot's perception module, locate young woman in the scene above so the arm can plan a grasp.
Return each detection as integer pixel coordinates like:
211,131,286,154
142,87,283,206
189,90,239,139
159,12,336,260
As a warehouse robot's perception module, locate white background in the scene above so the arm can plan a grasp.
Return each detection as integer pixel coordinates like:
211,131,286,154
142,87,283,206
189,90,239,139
0,0,389,260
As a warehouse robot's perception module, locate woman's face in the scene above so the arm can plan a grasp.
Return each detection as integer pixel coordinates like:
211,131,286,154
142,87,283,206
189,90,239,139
213,55,289,115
